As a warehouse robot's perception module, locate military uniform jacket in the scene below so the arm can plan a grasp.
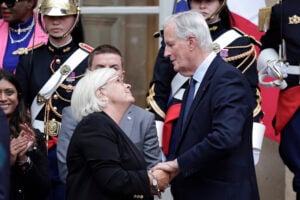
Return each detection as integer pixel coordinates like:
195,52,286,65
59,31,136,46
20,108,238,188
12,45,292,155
15,41,89,130
260,0,300,88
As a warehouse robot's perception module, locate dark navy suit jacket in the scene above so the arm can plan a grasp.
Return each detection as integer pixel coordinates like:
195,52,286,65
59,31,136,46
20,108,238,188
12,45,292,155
0,109,9,200
170,55,259,200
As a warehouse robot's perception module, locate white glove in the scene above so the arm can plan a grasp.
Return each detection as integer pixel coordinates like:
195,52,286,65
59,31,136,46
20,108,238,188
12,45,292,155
252,122,266,165
266,60,289,79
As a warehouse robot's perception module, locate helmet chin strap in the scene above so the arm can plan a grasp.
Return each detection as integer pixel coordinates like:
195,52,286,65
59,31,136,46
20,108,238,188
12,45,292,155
38,7,80,40
205,0,226,23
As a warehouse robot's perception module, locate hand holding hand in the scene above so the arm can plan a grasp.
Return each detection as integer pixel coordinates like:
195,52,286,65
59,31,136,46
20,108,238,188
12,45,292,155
152,169,170,192
152,159,179,181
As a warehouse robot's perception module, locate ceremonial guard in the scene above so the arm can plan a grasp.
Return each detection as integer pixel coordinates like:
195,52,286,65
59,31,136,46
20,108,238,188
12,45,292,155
15,0,92,199
258,0,300,198
147,0,264,163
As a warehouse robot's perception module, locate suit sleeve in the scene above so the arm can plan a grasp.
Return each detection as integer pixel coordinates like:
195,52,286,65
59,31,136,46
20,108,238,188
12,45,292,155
57,107,77,183
142,112,162,169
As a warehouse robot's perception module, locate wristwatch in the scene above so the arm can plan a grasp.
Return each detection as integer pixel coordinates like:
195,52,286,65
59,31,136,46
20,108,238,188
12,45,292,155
150,173,161,199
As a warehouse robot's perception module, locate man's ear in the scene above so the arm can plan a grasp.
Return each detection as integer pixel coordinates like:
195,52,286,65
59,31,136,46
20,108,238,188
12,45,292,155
188,37,195,50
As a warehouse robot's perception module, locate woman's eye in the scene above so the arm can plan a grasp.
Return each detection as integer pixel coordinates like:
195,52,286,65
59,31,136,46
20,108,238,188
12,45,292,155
5,89,16,96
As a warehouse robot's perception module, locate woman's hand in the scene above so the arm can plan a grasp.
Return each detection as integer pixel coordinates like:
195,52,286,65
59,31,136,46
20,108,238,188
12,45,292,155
18,124,36,160
10,136,28,166
10,124,36,165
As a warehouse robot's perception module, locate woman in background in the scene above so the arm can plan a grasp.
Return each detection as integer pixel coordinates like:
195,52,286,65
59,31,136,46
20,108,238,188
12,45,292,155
0,69,50,200
0,0,48,72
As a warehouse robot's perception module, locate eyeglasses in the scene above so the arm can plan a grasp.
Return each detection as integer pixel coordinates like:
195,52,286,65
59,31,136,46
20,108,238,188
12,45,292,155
99,75,124,90
0,0,21,8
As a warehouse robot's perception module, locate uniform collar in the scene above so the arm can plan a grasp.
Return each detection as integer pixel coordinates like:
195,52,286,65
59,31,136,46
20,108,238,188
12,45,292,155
47,39,75,55
208,20,227,40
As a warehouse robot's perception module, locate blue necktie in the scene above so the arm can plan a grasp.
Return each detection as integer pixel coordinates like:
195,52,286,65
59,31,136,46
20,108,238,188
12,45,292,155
183,78,196,123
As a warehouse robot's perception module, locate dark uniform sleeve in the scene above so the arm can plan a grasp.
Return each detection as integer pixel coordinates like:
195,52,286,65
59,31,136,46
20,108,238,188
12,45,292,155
146,37,177,121
260,4,281,51
225,31,263,121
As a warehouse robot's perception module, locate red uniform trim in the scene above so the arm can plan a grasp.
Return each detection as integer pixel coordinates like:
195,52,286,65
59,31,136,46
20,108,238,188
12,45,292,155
162,103,181,155
275,86,300,134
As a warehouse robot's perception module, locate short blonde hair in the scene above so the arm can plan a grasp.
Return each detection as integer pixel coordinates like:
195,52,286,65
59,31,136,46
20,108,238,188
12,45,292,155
71,68,116,121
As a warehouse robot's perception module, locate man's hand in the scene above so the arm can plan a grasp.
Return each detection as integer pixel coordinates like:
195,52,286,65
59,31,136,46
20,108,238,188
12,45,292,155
152,159,179,182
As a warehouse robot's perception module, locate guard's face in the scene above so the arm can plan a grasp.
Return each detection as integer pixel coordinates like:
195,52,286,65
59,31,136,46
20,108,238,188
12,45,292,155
190,0,221,22
0,79,19,118
0,0,34,23
43,15,75,38
164,22,192,76
90,53,125,78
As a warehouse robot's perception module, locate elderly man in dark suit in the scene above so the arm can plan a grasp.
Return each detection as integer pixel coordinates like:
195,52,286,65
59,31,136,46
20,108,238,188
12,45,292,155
0,108,9,200
152,11,259,200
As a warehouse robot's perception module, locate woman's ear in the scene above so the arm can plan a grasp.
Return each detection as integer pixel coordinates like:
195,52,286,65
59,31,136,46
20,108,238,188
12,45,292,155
96,89,109,103
96,89,102,98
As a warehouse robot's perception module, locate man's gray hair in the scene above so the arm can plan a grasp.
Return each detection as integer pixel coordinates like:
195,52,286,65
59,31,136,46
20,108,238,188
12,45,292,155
163,10,213,51
71,68,116,122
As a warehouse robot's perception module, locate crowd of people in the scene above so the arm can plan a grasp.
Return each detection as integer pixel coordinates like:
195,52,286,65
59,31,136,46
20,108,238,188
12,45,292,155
0,0,299,199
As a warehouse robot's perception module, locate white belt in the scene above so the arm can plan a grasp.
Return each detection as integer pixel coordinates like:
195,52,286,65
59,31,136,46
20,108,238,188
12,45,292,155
287,65,300,75
33,120,45,133
33,119,61,134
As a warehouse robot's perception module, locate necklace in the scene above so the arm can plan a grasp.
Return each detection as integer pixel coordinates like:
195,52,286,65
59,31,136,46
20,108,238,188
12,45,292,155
9,18,35,35
9,29,32,44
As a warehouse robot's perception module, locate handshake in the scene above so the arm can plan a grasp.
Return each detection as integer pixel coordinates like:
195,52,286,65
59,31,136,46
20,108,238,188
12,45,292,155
148,159,179,198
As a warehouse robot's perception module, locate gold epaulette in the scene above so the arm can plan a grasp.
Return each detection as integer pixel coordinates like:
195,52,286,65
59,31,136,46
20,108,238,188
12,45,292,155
12,42,45,55
153,30,163,39
79,43,94,53
232,27,261,47
258,7,272,32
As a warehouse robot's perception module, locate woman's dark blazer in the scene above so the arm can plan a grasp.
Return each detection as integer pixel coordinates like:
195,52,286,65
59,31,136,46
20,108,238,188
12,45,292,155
66,112,152,200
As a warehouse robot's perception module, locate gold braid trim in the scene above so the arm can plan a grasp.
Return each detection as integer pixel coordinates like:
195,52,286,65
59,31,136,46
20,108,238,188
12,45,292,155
48,97,62,119
54,91,71,103
224,44,256,74
146,84,166,119
253,88,262,118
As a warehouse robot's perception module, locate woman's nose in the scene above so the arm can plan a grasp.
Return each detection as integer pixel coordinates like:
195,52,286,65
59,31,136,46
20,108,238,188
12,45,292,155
0,92,7,101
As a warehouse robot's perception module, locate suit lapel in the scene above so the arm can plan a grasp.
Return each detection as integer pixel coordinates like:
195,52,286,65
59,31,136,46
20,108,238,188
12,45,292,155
120,105,134,138
174,57,221,154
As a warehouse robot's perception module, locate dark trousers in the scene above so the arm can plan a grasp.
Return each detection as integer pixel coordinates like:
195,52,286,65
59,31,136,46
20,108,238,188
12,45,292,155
47,146,65,200
279,109,300,196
